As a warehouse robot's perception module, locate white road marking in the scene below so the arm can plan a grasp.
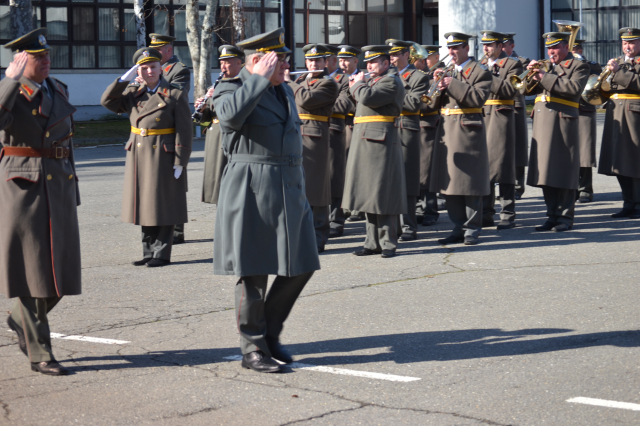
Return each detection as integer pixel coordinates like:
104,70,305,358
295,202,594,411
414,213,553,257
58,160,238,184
567,397,640,411
223,355,420,382
50,333,130,345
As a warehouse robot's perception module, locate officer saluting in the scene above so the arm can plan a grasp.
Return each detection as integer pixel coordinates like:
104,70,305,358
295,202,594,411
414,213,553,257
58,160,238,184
101,48,193,266
1,28,80,375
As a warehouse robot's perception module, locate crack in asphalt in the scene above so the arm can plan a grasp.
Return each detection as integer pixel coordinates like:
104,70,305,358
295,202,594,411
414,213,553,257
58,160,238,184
0,398,10,421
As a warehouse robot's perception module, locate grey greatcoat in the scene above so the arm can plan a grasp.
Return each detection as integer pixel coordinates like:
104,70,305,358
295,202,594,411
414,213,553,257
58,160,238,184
0,76,81,298
398,65,430,197
212,68,320,277
198,96,225,204
429,60,492,196
510,52,531,168
101,77,193,225
329,71,353,198
578,59,602,168
526,54,590,189
343,68,407,215
598,57,640,179
419,69,440,190
481,53,523,184
288,70,339,207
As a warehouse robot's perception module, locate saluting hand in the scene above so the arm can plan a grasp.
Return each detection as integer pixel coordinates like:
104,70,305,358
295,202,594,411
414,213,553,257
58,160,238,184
252,52,278,80
5,51,28,80
608,58,620,74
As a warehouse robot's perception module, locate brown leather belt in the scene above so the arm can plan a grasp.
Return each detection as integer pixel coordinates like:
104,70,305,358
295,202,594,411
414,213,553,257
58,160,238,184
1,146,70,159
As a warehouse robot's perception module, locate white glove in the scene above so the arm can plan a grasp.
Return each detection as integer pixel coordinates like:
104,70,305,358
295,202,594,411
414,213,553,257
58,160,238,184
120,64,140,82
173,165,183,179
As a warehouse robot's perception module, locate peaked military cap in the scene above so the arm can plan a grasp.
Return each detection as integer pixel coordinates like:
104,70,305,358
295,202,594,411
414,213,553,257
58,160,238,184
303,44,331,59
619,27,640,41
444,32,473,47
149,33,176,47
385,39,413,53
4,28,50,53
322,44,341,55
422,45,441,55
337,45,362,58
543,32,571,47
218,45,244,59
503,32,516,43
572,39,585,49
133,47,162,65
362,45,392,62
237,27,290,54
479,30,508,45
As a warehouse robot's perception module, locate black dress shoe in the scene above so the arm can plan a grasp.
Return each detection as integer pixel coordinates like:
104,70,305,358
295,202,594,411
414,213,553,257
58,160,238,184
496,221,516,230
353,248,379,256
317,246,325,253
552,223,572,232
241,351,282,373
464,236,479,245
438,235,464,245
132,258,152,266
266,337,293,364
630,209,640,219
482,219,496,228
399,232,416,241
7,316,27,356
515,193,523,200
31,360,68,376
146,258,170,267
173,236,185,245
329,228,343,238
535,221,555,232
347,214,365,222
381,250,396,258
578,195,593,203
611,208,634,218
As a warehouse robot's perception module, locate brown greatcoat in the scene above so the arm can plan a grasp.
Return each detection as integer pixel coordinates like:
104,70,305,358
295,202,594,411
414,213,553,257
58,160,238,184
101,77,193,225
509,51,531,167
287,70,339,206
328,70,353,199
526,53,590,189
598,57,640,179
429,60,492,196
398,65,430,197
419,68,441,190
481,53,523,184
578,59,602,168
162,56,191,94
198,96,224,204
0,76,81,298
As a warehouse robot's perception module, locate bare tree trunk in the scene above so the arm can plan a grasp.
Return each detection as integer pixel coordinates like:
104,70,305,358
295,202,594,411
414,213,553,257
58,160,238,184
231,0,244,43
9,0,33,39
195,0,218,99
186,0,202,93
133,0,146,48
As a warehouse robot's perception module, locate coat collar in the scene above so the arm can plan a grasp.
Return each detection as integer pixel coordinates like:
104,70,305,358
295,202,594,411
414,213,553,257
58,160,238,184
559,53,575,69
461,60,477,79
239,67,289,122
399,64,416,80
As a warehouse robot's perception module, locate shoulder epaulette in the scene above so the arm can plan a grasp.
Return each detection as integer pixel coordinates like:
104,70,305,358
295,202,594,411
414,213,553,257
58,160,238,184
170,82,182,90
497,58,508,68
53,78,68,90
221,76,241,81
179,62,186,67
417,69,428,75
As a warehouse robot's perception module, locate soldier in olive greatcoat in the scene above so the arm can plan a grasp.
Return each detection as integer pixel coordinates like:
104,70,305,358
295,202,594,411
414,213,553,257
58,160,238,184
1,29,80,376
525,32,590,232
101,48,192,266
599,27,640,219
429,32,492,246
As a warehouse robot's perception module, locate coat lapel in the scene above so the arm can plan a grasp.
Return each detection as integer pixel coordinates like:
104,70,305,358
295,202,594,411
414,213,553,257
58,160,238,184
135,78,171,123
44,77,77,130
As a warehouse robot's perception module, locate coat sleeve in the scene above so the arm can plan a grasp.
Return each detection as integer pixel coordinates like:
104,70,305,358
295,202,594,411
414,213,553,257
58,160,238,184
213,74,271,131
492,60,523,99
446,70,491,107
332,79,354,115
611,63,640,91
0,77,21,131
198,97,216,123
100,78,134,114
402,72,430,113
174,89,193,167
350,77,400,108
170,66,192,93
288,78,339,110
539,62,590,97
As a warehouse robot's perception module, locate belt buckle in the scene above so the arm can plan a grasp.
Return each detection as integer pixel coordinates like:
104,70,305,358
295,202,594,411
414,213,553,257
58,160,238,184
55,146,64,159
612,94,619,99
443,108,450,116
289,154,296,167
140,128,147,136
540,95,548,103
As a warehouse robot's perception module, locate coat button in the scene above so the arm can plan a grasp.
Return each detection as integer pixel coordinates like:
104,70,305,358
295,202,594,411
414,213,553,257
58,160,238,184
47,174,52,180
137,143,141,147
45,131,50,137
32,109,37,115
156,117,161,121
153,145,157,149
68,174,74,180
158,103,163,107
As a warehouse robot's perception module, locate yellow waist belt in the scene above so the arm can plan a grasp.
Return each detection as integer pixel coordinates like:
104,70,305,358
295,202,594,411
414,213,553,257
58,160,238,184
440,108,483,116
131,127,176,136
299,113,329,122
400,111,420,116
610,93,640,100
485,99,515,106
354,115,397,124
421,111,440,117
330,113,346,119
535,95,578,109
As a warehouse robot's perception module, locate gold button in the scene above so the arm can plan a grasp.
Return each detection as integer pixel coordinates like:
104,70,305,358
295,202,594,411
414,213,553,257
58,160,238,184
156,117,161,122
32,109,37,115
45,132,50,137
47,174,52,180
137,143,141,147
158,103,163,107
68,174,74,180
152,145,157,149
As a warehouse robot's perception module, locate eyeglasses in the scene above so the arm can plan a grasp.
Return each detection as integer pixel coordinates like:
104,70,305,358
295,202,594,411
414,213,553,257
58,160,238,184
277,54,290,63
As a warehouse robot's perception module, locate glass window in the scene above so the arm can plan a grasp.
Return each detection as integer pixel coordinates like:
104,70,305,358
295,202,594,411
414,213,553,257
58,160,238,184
348,14,365,45
581,9,596,42
551,11,573,31
621,8,640,28
73,45,95,67
73,0,95,3
328,15,346,44
348,0,364,11
124,10,138,41
174,45,192,67
265,12,280,32
309,0,324,10
34,6,41,28
368,16,384,44
368,0,384,12
308,13,325,43
0,6,10,40
296,46,304,68
245,0,262,7
328,0,345,11
73,7,95,40
47,8,69,41
600,0,618,6
577,0,596,7
552,0,572,8
599,9,620,40
99,8,120,41
99,45,120,67
265,0,280,7
124,45,137,65
623,0,640,5
295,13,305,43
387,0,402,13
50,45,70,68
245,11,262,38
154,9,170,36
388,16,402,40
98,0,120,4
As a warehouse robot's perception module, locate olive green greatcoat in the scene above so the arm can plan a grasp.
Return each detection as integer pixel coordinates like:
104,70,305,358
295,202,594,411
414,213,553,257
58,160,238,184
429,60,492,196
163,56,191,94
101,77,193,226
578,59,602,168
510,52,531,167
0,76,81,298
481,53,523,184
398,65,430,197
419,68,441,190
343,68,407,215
212,68,320,277
328,70,353,198
288,70,339,206
198,96,224,204
526,54,590,189
598,57,640,178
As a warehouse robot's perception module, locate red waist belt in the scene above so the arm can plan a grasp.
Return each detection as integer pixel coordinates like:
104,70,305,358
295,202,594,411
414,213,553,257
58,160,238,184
1,146,71,159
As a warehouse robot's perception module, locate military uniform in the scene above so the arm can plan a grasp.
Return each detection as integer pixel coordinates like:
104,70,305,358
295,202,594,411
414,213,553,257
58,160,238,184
101,48,193,263
526,33,590,230
429,32,492,244
0,29,80,375
344,45,406,256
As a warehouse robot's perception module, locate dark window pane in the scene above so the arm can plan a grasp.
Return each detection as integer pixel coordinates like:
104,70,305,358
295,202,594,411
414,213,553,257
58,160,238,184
623,0,640,4
173,45,192,68
598,8,619,40
552,0,572,7
99,45,120,67
174,9,187,40
598,42,620,65
368,16,384,44
51,45,70,68
348,0,364,11
73,45,95,67
328,0,345,11
34,7,41,28
388,16,402,40
621,8,640,29
348,14,365,45
124,10,137,41
99,8,120,40
245,11,262,38
387,0,402,13
328,15,346,44
576,0,596,7
154,9,170,36
73,7,95,40
124,45,137,65
551,11,572,31
98,0,119,4
368,0,384,12
0,6,10,39
47,8,68,40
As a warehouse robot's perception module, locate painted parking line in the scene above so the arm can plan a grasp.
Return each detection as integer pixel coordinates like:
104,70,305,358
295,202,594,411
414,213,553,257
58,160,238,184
50,333,130,345
567,397,640,411
223,355,420,382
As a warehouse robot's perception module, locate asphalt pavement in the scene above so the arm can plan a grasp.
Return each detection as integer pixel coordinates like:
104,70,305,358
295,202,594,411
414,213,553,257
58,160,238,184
1,115,639,425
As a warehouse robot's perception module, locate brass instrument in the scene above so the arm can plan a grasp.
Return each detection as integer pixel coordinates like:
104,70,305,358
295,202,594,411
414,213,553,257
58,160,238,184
422,63,455,103
581,56,622,105
428,54,450,72
409,43,430,65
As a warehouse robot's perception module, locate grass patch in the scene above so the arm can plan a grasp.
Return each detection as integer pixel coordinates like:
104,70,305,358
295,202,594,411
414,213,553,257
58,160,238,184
74,120,131,139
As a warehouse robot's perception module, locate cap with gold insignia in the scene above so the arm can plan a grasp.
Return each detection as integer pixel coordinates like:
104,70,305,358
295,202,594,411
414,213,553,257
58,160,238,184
337,45,362,58
503,32,516,43
218,45,245,59
4,28,50,53
479,30,508,45
572,39,585,49
149,33,176,47
444,32,473,47
362,45,393,62
322,44,341,56
237,27,290,54
385,39,414,54
543,32,571,47
132,47,162,65
303,43,331,59
422,45,441,55
619,27,640,41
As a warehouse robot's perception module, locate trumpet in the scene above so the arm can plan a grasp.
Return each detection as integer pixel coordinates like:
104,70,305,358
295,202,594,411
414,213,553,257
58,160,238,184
422,63,455,103
428,54,450,72
509,60,550,94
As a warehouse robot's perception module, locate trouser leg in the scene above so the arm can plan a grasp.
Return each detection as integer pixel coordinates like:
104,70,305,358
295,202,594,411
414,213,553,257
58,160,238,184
542,187,575,226
312,205,330,248
423,191,439,222
617,176,635,210
10,296,62,363
364,213,398,252
142,225,174,260
482,185,497,221
364,213,381,251
235,275,270,355
447,195,482,238
498,183,516,223
578,167,593,199
265,272,314,339
173,223,184,240
632,178,640,210
329,198,345,233
515,166,526,196
401,196,418,236
416,191,426,217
